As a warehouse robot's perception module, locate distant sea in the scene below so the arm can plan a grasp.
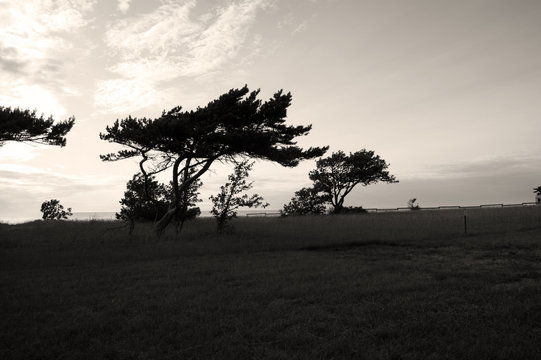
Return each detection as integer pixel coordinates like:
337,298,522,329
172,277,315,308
1,209,281,224
71,212,117,221
71,209,280,221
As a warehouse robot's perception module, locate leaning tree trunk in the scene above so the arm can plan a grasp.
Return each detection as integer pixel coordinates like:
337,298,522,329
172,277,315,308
176,218,185,235
154,156,216,236
155,207,177,236
128,218,135,235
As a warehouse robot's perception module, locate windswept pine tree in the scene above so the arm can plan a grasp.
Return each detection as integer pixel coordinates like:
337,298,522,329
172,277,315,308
100,86,327,235
309,150,398,214
0,106,74,147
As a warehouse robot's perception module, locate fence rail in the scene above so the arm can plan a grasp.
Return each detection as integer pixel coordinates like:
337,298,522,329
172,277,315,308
245,212,282,217
244,203,539,217
364,202,538,213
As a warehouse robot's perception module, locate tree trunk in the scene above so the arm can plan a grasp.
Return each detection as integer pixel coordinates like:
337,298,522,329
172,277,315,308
155,207,176,236
154,156,217,236
333,203,344,214
128,218,135,235
176,218,185,235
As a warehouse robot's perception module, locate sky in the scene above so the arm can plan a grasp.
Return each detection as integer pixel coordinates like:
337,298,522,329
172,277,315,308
1,0,540,222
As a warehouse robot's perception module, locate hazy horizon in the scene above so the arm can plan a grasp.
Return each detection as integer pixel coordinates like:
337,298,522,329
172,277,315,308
1,0,540,222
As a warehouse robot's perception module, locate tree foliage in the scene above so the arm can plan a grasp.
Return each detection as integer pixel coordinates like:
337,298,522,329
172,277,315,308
0,106,74,147
281,187,328,216
210,160,268,231
100,86,327,234
338,206,367,214
117,173,201,234
40,199,72,220
116,173,170,222
309,150,398,213
533,186,541,195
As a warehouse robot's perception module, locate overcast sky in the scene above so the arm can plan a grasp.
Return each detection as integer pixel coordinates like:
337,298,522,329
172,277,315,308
1,0,540,222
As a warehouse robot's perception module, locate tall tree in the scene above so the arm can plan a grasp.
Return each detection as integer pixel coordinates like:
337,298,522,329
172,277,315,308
0,106,74,147
309,150,398,214
100,86,327,234
210,160,268,231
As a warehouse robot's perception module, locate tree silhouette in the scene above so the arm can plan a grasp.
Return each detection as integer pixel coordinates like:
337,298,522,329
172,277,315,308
0,106,74,147
309,150,398,214
40,199,72,220
117,173,201,235
210,160,268,232
408,198,420,210
100,86,327,234
281,187,328,216
117,173,170,234
173,169,202,235
534,186,541,204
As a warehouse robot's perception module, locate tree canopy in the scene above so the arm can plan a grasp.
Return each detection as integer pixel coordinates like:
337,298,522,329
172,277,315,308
117,173,170,223
40,199,72,220
309,150,397,213
100,86,327,233
0,106,75,147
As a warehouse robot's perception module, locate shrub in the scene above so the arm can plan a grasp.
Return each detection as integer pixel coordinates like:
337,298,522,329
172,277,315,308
40,199,72,220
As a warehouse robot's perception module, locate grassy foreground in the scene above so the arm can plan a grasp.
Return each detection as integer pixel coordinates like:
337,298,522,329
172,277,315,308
1,207,541,359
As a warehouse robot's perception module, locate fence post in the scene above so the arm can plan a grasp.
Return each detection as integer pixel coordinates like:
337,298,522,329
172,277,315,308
463,210,468,236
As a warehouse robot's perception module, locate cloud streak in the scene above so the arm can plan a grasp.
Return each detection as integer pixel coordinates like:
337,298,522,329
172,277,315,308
0,165,126,222
96,0,269,113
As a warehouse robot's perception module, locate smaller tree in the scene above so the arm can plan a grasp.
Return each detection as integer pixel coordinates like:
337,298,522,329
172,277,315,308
281,187,328,216
338,206,367,214
40,199,72,220
309,150,398,214
117,173,202,235
408,198,420,210
534,186,541,195
117,173,170,234
210,160,268,232
1,106,74,147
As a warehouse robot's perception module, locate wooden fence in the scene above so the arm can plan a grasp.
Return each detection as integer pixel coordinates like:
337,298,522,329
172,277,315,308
245,202,539,216
364,202,538,213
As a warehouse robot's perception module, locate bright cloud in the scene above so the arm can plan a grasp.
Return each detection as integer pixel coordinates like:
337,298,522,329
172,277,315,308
1,0,95,61
0,143,42,163
0,81,67,119
97,0,269,112
117,0,131,14
0,0,95,122
94,78,158,115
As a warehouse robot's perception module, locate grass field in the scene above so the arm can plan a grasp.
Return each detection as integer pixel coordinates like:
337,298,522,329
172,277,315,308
1,206,541,359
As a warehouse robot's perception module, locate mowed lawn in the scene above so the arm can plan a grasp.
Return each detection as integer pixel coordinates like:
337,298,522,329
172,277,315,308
1,208,541,359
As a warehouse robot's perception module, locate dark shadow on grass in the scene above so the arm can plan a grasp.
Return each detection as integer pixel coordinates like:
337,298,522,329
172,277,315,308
300,240,407,251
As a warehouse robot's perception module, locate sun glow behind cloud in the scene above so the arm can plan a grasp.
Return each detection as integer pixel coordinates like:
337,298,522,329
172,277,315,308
0,0,94,121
